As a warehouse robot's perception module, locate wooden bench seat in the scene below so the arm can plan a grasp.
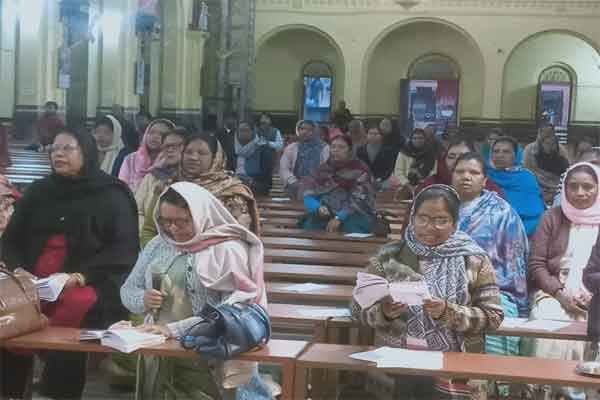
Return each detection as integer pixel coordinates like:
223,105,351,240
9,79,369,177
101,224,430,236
261,227,389,244
265,262,360,284
294,343,600,398
262,237,378,253
264,248,370,267
1,327,307,400
266,282,353,305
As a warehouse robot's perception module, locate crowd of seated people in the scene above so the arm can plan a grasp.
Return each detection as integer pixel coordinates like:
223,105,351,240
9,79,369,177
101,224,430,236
4,108,600,400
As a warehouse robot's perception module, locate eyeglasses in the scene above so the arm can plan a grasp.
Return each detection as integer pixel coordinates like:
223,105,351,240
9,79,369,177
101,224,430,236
414,215,452,229
48,144,80,155
157,216,192,229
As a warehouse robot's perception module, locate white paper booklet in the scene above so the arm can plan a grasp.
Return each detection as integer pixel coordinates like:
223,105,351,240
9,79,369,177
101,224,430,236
353,272,431,309
35,273,70,302
350,347,443,370
80,328,166,353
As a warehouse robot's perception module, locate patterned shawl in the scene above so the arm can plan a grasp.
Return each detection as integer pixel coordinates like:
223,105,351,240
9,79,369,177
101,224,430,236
175,141,260,235
302,158,375,217
458,189,529,316
404,186,487,351
294,120,326,179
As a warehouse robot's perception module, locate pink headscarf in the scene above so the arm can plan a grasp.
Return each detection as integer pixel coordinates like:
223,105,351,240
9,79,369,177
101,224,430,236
154,182,266,307
560,162,600,226
131,118,175,182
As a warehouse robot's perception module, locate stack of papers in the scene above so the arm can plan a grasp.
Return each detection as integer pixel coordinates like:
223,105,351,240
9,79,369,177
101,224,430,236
350,347,443,370
500,317,571,332
353,272,431,309
282,283,330,292
35,273,70,301
80,329,166,353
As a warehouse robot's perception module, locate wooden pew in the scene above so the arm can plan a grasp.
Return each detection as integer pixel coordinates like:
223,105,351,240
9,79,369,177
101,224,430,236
262,237,378,254
261,227,389,244
293,343,600,399
1,326,308,400
264,248,369,267
265,263,360,284
266,282,353,306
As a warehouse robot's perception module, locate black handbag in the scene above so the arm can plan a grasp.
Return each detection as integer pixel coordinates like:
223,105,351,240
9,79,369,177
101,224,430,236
180,302,271,360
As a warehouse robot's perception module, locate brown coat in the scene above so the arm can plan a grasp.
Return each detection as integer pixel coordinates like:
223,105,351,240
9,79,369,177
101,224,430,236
529,206,600,295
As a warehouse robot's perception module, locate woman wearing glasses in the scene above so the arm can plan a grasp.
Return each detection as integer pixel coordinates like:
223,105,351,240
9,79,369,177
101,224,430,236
1,127,139,399
351,184,503,398
121,182,272,399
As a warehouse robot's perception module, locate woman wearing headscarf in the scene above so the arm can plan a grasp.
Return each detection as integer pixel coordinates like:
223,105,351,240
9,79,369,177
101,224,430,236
417,138,504,197
486,136,545,236
391,128,438,198
522,126,570,205
119,118,176,192
93,114,130,176
140,132,260,247
0,127,139,399
356,124,397,190
451,152,528,365
528,162,600,399
300,134,376,234
279,120,329,199
351,185,503,399
121,182,271,400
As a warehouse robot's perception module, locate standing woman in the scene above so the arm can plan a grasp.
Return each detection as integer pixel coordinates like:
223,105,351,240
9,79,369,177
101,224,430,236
119,119,176,192
528,162,600,399
93,114,129,176
0,127,139,399
351,185,503,398
140,133,260,246
300,134,376,234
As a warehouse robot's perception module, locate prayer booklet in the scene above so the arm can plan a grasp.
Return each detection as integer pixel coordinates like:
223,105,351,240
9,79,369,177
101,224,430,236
350,347,443,370
80,328,166,353
353,272,430,309
344,233,374,238
35,273,70,302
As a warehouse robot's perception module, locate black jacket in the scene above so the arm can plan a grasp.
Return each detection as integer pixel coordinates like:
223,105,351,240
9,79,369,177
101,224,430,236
216,128,236,172
356,144,397,181
2,173,139,328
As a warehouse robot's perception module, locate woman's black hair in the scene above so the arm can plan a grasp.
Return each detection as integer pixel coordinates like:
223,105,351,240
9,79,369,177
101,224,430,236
298,120,315,129
184,132,219,156
413,185,460,223
454,152,486,174
159,187,189,209
53,126,100,177
411,128,426,138
447,137,475,152
331,133,353,148
162,126,187,143
95,116,114,130
492,136,519,153
566,164,599,184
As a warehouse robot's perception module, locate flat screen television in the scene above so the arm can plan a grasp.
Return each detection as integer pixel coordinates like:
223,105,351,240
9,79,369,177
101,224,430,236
402,79,459,133
538,82,571,128
302,76,332,122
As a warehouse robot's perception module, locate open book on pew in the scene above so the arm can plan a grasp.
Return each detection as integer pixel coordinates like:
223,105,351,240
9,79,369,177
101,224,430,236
34,273,70,302
80,327,166,353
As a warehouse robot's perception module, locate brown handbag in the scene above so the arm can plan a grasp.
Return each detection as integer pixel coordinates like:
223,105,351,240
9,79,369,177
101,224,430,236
0,264,47,340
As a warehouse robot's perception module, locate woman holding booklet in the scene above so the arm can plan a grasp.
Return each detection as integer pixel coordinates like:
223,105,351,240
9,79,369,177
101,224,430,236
527,162,600,399
351,184,504,399
120,182,273,399
0,127,139,399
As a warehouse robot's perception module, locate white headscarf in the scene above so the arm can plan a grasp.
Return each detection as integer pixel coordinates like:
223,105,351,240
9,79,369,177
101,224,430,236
98,114,124,174
154,181,267,307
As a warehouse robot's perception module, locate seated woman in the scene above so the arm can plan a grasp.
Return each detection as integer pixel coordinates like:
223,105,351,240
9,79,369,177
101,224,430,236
235,121,276,196
522,126,570,205
121,182,270,399
140,132,259,247
135,127,185,230
418,138,504,197
529,162,600,399
119,118,176,192
93,115,129,176
279,120,329,199
300,134,376,234
451,153,528,358
351,185,503,398
391,128,438,199
487,136,545,236
356,124,397,191
0,127,139,399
